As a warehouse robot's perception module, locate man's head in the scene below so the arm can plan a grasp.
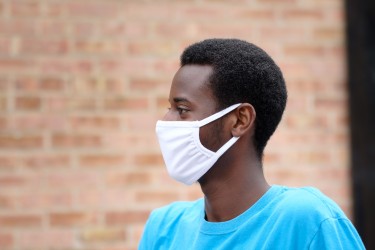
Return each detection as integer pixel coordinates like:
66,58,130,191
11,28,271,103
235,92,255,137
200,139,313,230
180,38,287,159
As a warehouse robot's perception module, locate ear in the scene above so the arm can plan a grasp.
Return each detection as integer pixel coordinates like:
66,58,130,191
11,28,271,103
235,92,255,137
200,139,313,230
230,103,256,137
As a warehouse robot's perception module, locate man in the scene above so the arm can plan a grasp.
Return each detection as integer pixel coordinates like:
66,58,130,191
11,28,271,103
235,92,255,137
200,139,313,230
139,39,364,249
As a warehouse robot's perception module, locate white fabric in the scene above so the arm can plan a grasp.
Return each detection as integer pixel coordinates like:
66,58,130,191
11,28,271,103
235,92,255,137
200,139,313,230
155,104,241,185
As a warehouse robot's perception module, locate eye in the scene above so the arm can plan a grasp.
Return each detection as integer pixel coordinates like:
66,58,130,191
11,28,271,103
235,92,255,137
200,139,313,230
177,107,189,115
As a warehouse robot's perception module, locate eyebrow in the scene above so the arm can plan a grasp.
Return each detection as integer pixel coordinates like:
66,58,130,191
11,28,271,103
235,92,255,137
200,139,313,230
171,97,190,103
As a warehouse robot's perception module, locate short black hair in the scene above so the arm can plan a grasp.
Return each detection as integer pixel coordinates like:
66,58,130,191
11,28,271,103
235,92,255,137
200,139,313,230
180,38,287,159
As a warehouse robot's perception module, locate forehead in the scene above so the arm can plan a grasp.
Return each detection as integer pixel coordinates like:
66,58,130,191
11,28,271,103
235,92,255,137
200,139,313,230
169,64,217,107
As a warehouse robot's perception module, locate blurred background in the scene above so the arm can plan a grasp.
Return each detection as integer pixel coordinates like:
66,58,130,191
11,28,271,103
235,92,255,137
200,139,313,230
0,0,374,249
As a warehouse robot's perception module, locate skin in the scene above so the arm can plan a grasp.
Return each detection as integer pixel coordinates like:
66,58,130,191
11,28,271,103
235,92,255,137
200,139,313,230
163,64,270,222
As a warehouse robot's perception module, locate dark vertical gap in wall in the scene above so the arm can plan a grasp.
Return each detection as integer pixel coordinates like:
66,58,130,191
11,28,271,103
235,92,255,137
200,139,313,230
346,0,375,248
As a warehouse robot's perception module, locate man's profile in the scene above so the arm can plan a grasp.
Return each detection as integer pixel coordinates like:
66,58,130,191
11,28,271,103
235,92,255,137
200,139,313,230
139,38,364,249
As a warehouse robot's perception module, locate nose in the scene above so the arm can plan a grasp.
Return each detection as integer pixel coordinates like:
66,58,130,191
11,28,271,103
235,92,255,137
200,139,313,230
162,109,174,121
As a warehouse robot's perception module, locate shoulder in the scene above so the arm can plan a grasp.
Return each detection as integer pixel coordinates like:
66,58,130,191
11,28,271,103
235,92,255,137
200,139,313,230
147,198,203,227
273,186,347,222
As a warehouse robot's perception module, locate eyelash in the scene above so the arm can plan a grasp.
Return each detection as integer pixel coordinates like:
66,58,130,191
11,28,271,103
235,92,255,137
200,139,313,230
177,107,188,115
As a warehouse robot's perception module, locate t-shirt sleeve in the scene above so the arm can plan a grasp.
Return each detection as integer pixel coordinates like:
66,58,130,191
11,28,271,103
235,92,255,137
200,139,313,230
138,211,156,250
308,218,365,250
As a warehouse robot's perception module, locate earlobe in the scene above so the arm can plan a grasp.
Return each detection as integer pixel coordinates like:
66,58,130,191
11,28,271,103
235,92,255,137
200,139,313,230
231,103,256,137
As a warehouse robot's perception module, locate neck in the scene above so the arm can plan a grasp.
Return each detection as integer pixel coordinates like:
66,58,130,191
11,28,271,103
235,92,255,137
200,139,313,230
199,150,270,222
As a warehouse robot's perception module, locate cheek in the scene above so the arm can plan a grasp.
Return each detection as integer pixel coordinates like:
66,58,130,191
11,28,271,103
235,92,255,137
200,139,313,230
199,120,225,152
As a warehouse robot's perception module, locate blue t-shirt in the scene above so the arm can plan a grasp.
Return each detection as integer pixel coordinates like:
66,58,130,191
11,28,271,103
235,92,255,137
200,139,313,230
139,185,365,249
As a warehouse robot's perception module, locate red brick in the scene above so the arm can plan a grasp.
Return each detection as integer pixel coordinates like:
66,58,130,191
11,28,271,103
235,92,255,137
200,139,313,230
284,45,326,58
15,96,42,110
0,175,29,187
125,113,158,131
20,38,69,55
74,40,124,55
15,76,65,92
70,77,124,94
0,1,351,249
35,20,69,35
79,155,125,167
43,2,65,17
105,211,150,225
0,156,19,168
81,227,126,242
10,1,40,17
18,230,74,249
69,116,120,130
237,9,277,20
0,233,13,248
71,21,98,37
0,96,6,111
45,97,98,112
0,215,42,228
313,26,343,41
49,212,97,227
22,154,70,169
65,2,121,18
285,114,329,129
0,194,17,209
0,135,43,149
128,41,176,57
0,59,33,72
258,0,296,3
38,59,94,74
0,20,35,35
18,192,72,210
133,153,164,167
0,37,13,55
104,97,149,110
45,172,100,190
14,114,67,130
129,77,167,91
315,96,346,111
0,79,8,90
136,191,179,203
106,172,151,187
52,134,101,148
282,9,324,21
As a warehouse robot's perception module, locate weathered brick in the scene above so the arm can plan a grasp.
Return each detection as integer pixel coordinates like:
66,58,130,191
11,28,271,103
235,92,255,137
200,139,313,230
14,114,67,130
21,154,70,169
136,191,179,203
52,134,101,148
15,76,65,92
49,212,97,227
19,38,69,55
18,230,74,249
0,134,43,149
74,39,124,55
106,172,151,187
0,1,352,249
18,192,72,210
15,96,42,111
282,8,325,21
0,215,42,228
81,227,126,242
10,1,40,17
105,211,150,225
0,96,7,111
79,154,125,167
0,233,13,248
133,153,164,167
70,116,121,130
104,97,149,110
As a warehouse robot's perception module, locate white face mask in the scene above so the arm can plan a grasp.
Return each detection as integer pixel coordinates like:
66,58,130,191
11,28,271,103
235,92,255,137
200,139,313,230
155,103,241,185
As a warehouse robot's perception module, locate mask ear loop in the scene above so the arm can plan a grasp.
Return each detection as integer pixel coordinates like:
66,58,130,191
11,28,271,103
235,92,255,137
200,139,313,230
197,103,242,127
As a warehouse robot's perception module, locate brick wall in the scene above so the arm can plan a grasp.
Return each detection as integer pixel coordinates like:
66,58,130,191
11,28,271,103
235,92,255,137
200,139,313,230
0,0,348,249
